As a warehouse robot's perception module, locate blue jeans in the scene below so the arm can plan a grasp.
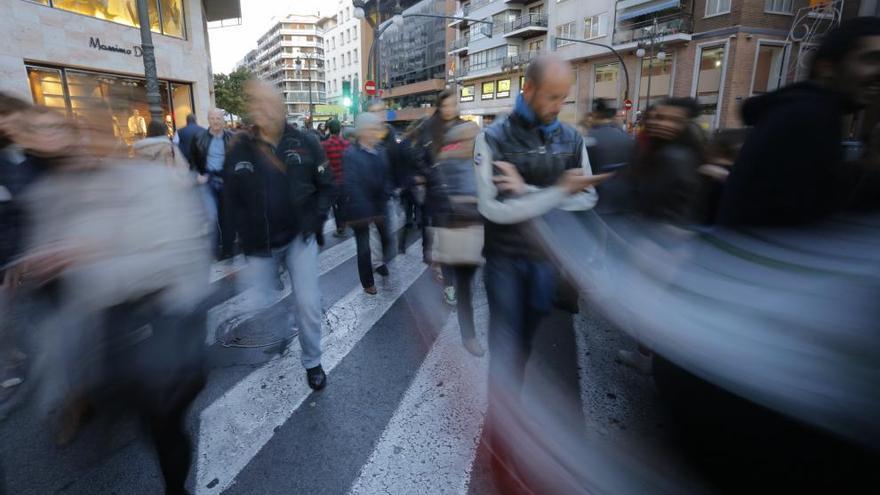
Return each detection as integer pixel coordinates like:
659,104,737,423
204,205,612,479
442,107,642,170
484,255,557,399
238,236,323,369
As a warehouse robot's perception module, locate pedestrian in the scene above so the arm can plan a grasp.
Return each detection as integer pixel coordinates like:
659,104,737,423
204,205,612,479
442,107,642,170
191,108,235,260
424,120,485,356
8,106,211,494
317,122,329,141
716,17,880,227
585,99,634,174
341,113,394,295
173,113,204,165
0,93,35,414
132,121,190,173
224,79,334,391
473,54,607,488
396,119,428,253
321,119,350,238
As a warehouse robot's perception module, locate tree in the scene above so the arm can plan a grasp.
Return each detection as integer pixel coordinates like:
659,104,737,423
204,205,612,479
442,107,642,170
213,68,251,119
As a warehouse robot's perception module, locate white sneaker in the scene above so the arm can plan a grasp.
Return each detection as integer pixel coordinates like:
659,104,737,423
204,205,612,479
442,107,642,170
443,286,457,306
617,350,653,375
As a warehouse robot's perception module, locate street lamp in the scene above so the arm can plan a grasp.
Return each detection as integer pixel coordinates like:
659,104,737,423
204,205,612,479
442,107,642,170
635,17,665,114
135,0,163,124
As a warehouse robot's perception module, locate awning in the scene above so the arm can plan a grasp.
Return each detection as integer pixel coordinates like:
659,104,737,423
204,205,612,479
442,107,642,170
204,0,242,22
617,0,680,21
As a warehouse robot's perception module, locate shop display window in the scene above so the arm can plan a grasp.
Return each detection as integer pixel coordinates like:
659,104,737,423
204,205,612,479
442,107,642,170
45,0,183,39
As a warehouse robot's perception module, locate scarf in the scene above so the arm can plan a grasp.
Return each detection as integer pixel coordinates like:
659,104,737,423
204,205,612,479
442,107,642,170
513,93,561,138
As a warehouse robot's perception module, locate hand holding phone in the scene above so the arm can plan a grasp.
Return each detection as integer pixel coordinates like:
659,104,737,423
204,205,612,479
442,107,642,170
557,170,614,194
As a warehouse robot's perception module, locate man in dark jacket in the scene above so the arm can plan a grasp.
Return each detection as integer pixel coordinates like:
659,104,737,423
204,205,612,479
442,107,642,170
586,99,634,174
321,119,350,237
474,55,606,487
717,17,880,227
192,108,235,259
225,80,335,391
341,113,393,295
174,113,203,164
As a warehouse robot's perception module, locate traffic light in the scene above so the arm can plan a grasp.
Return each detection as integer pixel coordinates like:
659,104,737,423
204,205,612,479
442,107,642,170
342,80,352,109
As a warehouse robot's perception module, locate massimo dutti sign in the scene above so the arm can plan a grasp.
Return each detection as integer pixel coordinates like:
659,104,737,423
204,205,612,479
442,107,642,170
89,37,142,58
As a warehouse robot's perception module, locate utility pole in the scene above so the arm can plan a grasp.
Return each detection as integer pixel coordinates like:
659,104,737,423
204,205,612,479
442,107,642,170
136,0,163,123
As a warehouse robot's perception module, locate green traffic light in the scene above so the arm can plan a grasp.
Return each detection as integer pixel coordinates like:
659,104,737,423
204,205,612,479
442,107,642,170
343,97,352,107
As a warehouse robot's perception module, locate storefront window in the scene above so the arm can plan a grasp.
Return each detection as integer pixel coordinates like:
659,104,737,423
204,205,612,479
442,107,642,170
593,62,620,108
695,46,726,129
27,67,67,111
482,81,495,100
497,79,511,98
48,0,183,38
461,85,475,103
639,55,673,110
26,65,193,144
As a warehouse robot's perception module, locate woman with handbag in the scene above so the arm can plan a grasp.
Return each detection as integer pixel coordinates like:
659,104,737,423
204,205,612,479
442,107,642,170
425,121,485,357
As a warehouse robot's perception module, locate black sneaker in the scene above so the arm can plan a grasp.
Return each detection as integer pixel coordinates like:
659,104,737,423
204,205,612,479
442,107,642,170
306,365,327,391
375,264,389,277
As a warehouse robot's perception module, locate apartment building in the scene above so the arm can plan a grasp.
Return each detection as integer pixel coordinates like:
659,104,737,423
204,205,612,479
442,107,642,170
247,15,327,118
318,1,373,122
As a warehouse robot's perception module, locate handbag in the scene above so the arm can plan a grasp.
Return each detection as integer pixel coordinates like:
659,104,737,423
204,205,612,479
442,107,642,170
428,224,484,265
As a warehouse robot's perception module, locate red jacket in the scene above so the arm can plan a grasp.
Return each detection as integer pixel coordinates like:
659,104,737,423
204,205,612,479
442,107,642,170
321,135,349,184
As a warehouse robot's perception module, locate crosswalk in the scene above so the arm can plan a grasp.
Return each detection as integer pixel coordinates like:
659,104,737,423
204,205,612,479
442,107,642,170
0,222,601,495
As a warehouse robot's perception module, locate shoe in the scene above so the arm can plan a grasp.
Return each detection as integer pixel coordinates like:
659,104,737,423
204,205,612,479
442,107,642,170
375,264,389,277
364,286,378,295
334,229,347,238
462,337,485,357
617,350,653,375
306,365,327,391
444,286,457,306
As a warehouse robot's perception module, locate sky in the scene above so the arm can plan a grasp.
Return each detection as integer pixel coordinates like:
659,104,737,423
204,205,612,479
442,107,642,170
208,0,324,74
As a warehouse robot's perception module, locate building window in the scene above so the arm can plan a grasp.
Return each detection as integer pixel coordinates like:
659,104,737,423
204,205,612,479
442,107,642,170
639,54,673,109
482,81,496,99
26,64,194,142
752,43,787,95
764,0,793,14
593,62,620,108
461,85,475,102
353,28,358,40
706,0,732,17
353,49,358,64
497,79,512,98
694,45,726,129
528,39,544,54
49,0,185,39
556,22,576,46
584,13,608,39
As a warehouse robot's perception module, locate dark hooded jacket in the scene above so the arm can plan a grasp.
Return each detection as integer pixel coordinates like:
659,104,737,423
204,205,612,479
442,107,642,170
716,82,856,227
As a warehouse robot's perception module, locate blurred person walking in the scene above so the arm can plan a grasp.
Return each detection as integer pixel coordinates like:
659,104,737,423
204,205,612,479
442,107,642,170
133,121,190,172
7,106,211,495
585,99,634,174
224,79,334,391
341,113,394,295
172,113,203,165
191,108,235,260
424,121,485,356
321,119,350,238
717,17,880,227
474,55,606,489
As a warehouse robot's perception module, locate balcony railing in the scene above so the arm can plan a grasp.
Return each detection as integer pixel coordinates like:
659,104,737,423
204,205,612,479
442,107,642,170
469,0,496,12
612,13,693,46
503,14,548,35
501,51,538,69
451,36,471,51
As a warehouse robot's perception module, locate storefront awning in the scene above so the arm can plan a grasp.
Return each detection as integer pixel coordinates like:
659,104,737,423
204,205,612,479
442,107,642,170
617,0,680,21
204,0,242,22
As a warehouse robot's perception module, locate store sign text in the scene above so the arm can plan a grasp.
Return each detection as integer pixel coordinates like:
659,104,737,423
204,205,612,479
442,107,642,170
89,37,142,58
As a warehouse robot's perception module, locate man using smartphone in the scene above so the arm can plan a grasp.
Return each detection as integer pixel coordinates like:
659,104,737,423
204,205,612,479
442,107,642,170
474,54,609,488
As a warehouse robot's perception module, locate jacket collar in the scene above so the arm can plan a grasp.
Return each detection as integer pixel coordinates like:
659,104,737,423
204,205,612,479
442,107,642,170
512,93,562,139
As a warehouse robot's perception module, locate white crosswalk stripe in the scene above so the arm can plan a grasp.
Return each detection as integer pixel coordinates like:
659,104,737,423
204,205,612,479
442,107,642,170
195,241,427,494
349,289,490,495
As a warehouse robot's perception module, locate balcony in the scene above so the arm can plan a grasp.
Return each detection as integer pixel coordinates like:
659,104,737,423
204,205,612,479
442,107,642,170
468,0,497,13
501,51,538,70
503,14,548,39
449,36,471,54
612,12,693,47
449,5,471,27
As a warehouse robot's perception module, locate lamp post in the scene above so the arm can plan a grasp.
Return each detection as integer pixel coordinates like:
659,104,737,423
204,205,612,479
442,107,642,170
635,17,665,114
295,55,316,125
135,0,163,123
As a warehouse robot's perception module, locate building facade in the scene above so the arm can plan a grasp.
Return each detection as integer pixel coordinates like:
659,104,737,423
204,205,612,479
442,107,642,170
318,1,372,122
247,14,327,118
1,0,238,140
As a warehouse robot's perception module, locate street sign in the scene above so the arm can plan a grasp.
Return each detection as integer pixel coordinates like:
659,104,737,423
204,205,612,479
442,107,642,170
364,80,377,96
624,99,633,111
